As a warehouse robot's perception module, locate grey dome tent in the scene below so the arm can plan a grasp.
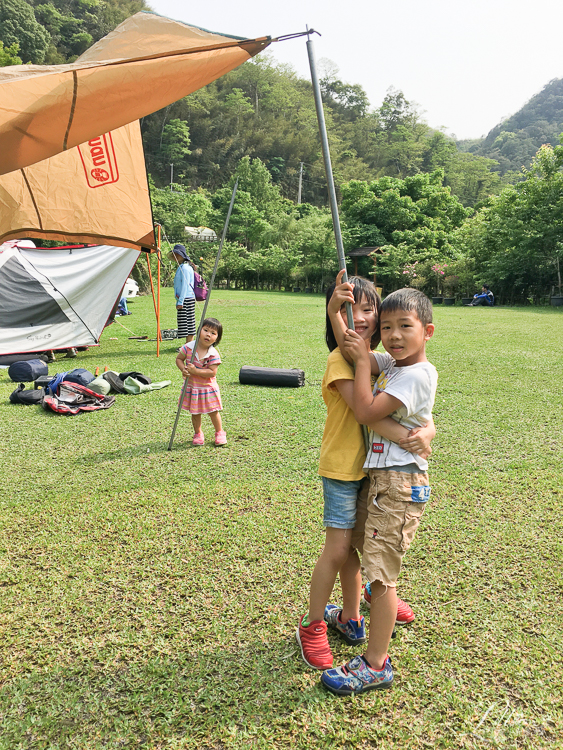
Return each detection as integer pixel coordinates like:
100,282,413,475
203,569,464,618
0,242,139,355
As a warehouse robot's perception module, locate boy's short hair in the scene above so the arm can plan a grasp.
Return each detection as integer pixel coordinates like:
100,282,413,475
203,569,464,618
201,317,222,345
380,288,432,325
325,276,381,351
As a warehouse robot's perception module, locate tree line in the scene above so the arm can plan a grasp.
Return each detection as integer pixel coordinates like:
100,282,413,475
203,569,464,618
149,139,563,305
2,1,563,303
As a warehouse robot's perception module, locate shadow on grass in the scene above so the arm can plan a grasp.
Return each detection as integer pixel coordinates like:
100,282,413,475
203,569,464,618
74,440,196,465
0,640,329,747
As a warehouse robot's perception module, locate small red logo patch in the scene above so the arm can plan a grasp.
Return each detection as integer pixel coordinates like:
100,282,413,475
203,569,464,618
372,529,378,538
372,443,384,453
78,133,119,188
91,167,110,183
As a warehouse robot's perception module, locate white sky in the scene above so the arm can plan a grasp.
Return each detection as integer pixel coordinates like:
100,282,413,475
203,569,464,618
147,0,563,141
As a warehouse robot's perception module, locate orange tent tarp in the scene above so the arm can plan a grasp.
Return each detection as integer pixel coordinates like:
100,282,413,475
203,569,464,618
0,12,270,175
0,12,270,250
0,121,155,250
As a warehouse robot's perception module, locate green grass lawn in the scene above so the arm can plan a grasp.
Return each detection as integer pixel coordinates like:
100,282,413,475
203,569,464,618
1,291,562,749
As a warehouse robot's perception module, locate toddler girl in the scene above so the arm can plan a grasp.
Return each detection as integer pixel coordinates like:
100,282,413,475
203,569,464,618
175,317,226,446
296,276,434,670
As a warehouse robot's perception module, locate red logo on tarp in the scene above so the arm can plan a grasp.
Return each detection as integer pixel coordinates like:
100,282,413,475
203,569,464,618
78,133,119,188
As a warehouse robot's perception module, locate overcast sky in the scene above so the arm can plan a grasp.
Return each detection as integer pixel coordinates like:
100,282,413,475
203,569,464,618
147,0,563,141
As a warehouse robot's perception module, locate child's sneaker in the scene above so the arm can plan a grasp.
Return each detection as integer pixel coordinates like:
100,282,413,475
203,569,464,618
214,430,227,446
324,604,366,645
321,654,393,696
363,582,415,625
192,431,204,446
295,615,333,670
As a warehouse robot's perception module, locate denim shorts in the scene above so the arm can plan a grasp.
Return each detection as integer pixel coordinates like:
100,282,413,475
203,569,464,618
322,477,367,529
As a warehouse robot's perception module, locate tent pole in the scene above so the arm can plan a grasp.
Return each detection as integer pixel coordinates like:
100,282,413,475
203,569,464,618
167,179,238,452
306,33,353,330
146,242,159,346
307,34,369,450
157,225,161,358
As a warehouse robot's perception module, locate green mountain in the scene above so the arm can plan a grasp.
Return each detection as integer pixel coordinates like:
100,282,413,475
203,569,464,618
459,78,563,176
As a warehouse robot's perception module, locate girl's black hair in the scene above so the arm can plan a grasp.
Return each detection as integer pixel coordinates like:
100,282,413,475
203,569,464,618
201,317,223,345
325,276,381,351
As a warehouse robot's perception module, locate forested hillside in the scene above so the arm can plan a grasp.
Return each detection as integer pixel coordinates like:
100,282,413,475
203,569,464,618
459,78,563,176
141,60,503,209
0,0,149,64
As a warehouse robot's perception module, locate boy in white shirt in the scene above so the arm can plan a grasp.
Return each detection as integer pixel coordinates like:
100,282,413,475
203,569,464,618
322,287,437,695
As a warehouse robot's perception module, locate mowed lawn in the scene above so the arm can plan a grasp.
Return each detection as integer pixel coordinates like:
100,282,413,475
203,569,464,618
0,290,562,750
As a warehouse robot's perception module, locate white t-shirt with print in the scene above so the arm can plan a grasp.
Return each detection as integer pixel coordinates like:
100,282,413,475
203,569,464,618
364,351,438,471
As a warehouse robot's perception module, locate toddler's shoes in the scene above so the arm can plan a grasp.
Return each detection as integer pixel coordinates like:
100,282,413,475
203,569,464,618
192,431,204,446
214,430,227,446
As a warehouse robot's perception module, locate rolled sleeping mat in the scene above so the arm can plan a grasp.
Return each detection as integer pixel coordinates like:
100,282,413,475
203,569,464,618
8,358,48,382
0,353,49,366
239,366,305,388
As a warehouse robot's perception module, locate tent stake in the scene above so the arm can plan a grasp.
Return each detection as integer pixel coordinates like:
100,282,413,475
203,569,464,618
167,179,239,451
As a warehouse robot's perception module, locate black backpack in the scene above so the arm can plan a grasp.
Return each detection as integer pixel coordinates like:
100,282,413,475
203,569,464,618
9,384,45,404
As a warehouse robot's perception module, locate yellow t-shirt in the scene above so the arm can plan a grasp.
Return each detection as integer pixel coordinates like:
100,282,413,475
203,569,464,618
318,348,367,481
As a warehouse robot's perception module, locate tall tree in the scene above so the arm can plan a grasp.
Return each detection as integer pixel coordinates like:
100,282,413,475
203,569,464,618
457,142,563,301
341,170,468,290
0,0,50,62
0,37,21,64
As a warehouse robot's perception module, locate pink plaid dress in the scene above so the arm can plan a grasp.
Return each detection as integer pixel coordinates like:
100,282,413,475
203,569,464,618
180,342,222,414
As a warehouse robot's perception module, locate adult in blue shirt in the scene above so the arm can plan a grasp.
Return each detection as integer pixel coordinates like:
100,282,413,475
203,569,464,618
470,285,494,306
173,244,196,343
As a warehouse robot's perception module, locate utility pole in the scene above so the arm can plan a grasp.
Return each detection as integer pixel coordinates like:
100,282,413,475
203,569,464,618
170,164,173,191
297,161,304,204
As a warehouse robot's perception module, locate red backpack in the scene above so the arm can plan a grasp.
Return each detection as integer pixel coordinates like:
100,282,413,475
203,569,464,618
42,381,115,415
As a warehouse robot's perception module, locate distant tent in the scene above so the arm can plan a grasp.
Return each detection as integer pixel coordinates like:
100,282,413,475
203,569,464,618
184,226,218,242
0,13,270,250
0,243,139,355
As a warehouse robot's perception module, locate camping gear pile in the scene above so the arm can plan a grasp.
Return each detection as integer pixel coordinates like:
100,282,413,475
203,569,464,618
7,361,171,414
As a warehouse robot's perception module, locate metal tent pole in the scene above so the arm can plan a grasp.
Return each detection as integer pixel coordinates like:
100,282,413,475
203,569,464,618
157,225,162,358
306,32,353,330
146,247,160,354
167,179,239,451
307,33,369,450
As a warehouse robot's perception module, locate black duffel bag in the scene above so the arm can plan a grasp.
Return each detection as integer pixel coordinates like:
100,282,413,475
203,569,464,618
239,366,305,388
9,384,45,404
